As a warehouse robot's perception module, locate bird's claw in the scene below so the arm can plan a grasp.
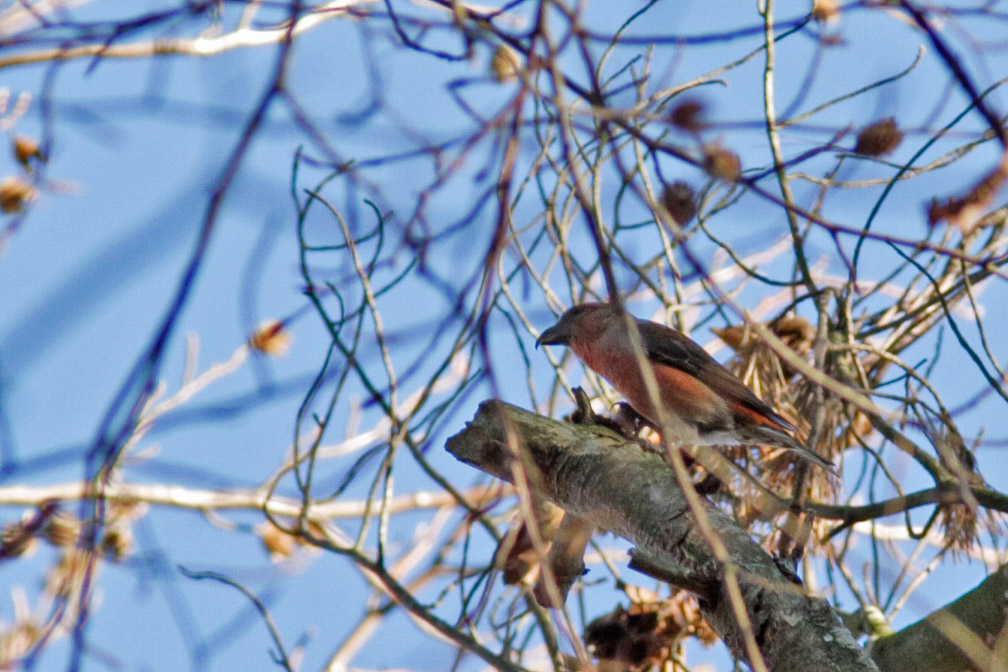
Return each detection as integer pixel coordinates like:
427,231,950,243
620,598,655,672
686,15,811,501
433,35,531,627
568,389,642,439
613,402,649,439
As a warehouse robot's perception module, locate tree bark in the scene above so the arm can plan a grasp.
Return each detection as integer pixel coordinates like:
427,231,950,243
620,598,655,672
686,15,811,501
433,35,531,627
871,564,1008,672
446,399,878,672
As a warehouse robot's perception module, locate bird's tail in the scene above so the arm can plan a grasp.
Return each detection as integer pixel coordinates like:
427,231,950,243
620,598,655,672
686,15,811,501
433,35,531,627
753,426,837,475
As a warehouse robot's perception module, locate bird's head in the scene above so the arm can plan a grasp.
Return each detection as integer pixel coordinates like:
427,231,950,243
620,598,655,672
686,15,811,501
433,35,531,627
536,302,622,349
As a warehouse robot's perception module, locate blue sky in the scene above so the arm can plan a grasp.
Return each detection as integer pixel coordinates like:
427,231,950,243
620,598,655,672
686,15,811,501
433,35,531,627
1,1,1007,670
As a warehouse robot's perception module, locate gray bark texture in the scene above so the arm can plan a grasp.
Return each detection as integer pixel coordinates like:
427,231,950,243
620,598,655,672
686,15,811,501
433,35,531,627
870,564,1008,672
446,400,879,672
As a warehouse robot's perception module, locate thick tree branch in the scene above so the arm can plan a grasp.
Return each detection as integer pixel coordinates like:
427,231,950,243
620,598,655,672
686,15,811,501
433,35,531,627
871,565,1008,672
446,400,878,672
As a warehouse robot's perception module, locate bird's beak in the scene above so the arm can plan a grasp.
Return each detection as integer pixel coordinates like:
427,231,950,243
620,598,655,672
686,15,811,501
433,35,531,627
536,322,568,349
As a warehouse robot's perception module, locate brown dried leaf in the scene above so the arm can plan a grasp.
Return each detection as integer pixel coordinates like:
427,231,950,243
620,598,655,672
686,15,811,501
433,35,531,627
494,496,565,585
928,151,1008,234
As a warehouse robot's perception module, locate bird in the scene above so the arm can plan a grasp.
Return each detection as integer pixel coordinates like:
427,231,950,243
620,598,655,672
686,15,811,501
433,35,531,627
536,302,836,473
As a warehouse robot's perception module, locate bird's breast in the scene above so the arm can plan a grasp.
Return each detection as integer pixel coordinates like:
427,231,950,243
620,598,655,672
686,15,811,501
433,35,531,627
572,339,731,441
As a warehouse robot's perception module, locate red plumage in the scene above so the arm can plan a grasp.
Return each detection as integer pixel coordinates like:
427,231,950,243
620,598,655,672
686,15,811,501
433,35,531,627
537,302,835,473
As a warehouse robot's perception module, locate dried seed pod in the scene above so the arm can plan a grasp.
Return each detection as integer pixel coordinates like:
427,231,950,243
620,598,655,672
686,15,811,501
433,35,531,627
670,99,705,132
0,176,36,213
0,520,37,558
714,316,814,379
773,316,815,352
256,521,296,562
660,181,697,225
846,410,874,446
100,525,133,562
712,325,750,351
0,618,43,661
854,118,902,156
44,550,79,598
812,0,840,24
12,135,43,167
490,45,521,83
585,595,716,671
43,511,81,548
249,320,292,356
702,144,741,180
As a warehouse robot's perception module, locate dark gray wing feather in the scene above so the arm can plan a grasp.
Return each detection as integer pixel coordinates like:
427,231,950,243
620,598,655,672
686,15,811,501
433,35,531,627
635,320,795,430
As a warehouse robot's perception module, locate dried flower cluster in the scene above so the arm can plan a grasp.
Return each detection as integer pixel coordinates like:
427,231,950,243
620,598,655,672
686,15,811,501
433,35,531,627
586,594,716,671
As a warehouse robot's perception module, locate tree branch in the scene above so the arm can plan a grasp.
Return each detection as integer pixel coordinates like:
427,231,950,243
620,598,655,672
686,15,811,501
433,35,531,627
446,400,878,672
871,564,1008,672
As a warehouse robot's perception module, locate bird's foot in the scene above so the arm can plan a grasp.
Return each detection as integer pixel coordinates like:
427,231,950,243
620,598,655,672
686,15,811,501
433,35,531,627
568,389,644,439
613,402,650,439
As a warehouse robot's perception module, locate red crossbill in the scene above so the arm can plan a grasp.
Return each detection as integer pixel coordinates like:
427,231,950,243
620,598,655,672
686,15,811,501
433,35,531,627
537,303,835,473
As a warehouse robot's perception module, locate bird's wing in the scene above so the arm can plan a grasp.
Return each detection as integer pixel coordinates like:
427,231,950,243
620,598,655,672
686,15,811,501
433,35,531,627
636,320,795,431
